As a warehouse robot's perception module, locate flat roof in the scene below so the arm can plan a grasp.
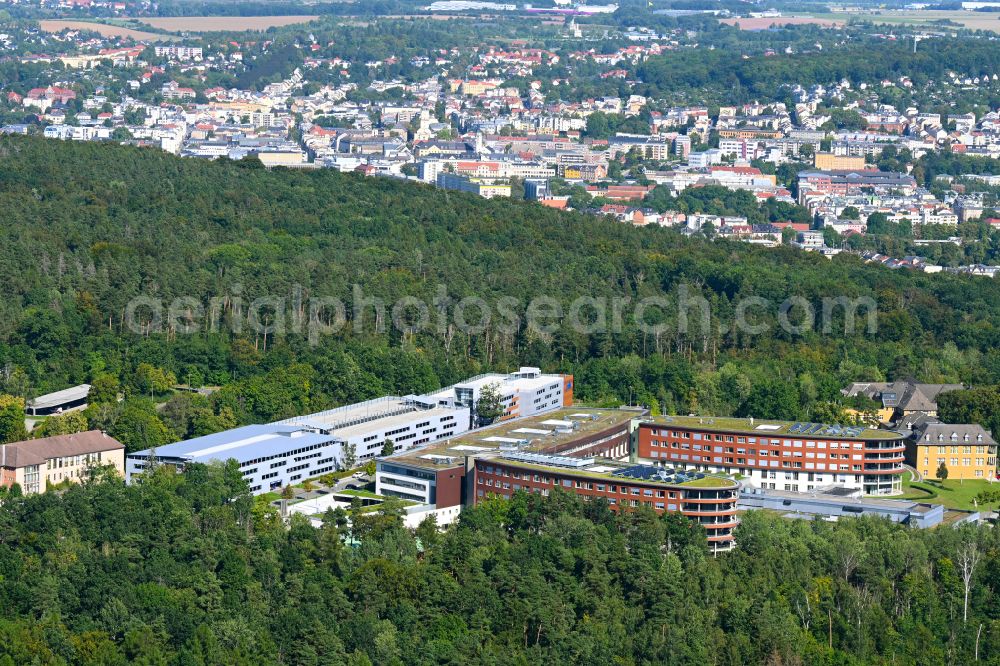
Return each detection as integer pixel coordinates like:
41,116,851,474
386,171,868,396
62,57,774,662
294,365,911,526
492,456,739,490
643,415,904,441
28,384,90,409
741,487,935,513
427,369,564,399
336,405,465,438
277,396,412,429
384,407,630,470
129,424,335,464
276,396,466,437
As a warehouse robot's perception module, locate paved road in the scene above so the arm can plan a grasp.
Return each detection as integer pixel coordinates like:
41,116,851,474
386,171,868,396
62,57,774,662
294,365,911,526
903,464,922,482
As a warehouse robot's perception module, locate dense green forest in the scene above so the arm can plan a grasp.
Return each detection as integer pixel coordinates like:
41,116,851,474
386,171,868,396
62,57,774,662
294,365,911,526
3,136,1000,450
634,38,1000,108
1,465,1000,665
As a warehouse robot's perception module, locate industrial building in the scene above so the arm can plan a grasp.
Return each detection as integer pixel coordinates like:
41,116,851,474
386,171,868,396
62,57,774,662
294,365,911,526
127,424,344,494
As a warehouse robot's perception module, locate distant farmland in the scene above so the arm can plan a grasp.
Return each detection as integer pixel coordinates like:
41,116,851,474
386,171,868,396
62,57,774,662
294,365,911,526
720,16,844,30
38,20,179,41
139,16,319,32
850,10,1000,34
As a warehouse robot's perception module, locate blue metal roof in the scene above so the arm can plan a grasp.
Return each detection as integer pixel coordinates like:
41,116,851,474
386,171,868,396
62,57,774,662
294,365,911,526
130,424,338,464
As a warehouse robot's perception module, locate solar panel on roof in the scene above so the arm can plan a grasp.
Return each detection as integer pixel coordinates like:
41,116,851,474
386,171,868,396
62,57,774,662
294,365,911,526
500,451,594,468
611,464,707,485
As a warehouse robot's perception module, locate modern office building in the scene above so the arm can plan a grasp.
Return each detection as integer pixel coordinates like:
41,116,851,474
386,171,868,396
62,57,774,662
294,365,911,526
127,424,343,493
275,395,470,461
128,395,471,494
636,416,906,495
376,407,741,553
128,369,571,497
377,407,631,505
426,367,573,427
1,430,125,494
477,455,740,552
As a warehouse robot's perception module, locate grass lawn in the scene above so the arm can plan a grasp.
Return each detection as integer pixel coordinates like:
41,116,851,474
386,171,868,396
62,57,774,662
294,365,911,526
902,476,997,511
337,488,381,499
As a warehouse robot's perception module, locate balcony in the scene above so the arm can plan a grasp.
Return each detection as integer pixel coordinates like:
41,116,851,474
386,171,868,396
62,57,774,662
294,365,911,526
683,490,739,502
864,441,906,453
864,452,905,461
681,503,739,515
698,517,739,529
863,463,906,473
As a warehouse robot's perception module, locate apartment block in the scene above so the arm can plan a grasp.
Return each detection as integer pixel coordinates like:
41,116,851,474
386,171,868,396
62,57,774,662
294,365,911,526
814,152,866,170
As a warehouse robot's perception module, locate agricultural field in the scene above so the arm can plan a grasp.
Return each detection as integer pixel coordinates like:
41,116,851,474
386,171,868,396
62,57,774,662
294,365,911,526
139,16,319,32
803,9,1000,34
868,10,1000,33
38,19,179,41
720,16,845,30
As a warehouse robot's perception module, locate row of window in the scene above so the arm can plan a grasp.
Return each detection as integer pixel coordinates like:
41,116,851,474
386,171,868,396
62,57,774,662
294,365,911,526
648,450,875,473
686,463,878,487
478,473,683,500
922,446,994,455
649,437,870,453
924,457,997,467
480,466,737,509
47,451,103,470
475,488,734,522
650,430,885,451
649,440,884,462
240,442,329,468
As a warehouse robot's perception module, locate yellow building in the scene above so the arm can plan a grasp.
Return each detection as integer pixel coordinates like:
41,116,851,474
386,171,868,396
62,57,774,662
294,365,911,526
257,150,307,167
814,152,866,170
459,80,501,96
1,430,125,494
476,182,512,198
843,407,895,427
907,423,997,481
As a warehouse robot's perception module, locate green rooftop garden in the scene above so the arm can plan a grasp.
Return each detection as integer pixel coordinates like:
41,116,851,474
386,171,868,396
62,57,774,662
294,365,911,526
648,415,904,441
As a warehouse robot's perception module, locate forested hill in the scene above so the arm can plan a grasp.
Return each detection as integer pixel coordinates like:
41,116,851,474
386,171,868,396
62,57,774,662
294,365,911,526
1,465,998,665
2,135,1000,430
